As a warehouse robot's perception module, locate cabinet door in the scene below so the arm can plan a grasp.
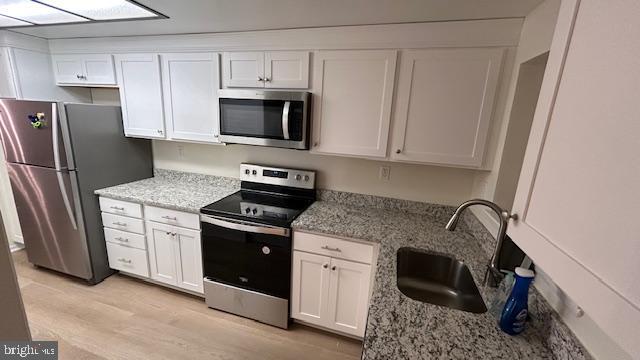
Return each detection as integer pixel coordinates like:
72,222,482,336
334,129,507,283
509,0,639,355
161,53,221,143
326,258,372,337
390,48,504,167
114,54,166,139
291,251,331,325
82,54,116,85
264,51,309,89
312,50,397,158
0,47,16,98
222,52,264,88
52,55,84,84
146,221,178,286
173,227,203,294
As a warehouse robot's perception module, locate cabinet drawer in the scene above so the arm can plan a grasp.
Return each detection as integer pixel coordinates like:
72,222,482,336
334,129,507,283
104,227,146,250
106,242,149,277
99,197,142,218
144,205,199,230
101,212,145,234
293,232,374,264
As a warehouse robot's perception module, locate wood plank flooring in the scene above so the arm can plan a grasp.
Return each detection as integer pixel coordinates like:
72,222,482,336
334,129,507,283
12,250,363,360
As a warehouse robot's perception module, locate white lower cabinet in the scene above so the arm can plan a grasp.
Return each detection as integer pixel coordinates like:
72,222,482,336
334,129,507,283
291,232,374,338
146,220,203,294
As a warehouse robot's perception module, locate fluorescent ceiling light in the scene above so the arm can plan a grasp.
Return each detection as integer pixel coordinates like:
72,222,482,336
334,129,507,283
0,13,29,26
0,0,87,24
38,0,157,21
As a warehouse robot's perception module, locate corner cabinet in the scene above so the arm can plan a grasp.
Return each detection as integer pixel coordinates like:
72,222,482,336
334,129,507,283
114,54,166,139
161,53,221,143
311,50,397,158
222,51,309,89
390,48,504,167
291,231,376,338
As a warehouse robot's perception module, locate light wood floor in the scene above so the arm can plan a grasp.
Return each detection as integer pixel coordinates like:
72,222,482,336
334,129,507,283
12,250,363,360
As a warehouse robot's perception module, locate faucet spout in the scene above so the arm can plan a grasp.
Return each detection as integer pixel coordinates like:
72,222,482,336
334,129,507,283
445,199,517,287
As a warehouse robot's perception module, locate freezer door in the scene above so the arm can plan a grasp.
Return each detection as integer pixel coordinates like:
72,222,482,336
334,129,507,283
7,163,91,279
0,99,67,169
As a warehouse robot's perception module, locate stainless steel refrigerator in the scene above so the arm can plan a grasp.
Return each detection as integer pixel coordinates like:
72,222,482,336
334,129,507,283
0,99,152,284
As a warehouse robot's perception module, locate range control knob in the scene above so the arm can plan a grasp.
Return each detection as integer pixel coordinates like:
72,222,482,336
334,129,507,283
252,208,257,215
252,169,257,175
244,169,250,175
295,174,302,181
304,175,310,182
245,207,251,214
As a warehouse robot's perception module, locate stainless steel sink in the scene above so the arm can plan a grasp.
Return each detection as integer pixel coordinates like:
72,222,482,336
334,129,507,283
396,247,487,313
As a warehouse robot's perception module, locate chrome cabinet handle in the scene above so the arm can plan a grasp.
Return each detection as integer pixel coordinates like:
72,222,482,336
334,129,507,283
396,149,401,154
162,215,177,221
323,263,328,269
258,76,264,81
114,237,129,242
112,221,127,226
76,74,81,79
264,77,271,82
331,266,337,271
117,258,132,264
313,142,319,147
165,231,177,236
110,206,125,211
321,245,341,252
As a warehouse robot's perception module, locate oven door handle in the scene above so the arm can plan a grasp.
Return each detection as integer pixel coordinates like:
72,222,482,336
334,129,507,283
282,101,290,140
200,215,290,237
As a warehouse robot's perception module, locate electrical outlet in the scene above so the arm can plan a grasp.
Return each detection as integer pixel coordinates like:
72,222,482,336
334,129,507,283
177,145,185,159
379,166,391,182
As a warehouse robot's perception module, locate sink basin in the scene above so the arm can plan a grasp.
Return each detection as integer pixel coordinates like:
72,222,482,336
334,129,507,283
396,247,487,313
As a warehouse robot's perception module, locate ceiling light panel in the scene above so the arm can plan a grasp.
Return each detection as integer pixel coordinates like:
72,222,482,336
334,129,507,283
38,0,157,21
0,13,30,26
0,0,87,24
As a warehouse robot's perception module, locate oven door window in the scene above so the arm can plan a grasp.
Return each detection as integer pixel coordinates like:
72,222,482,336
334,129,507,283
201,222,291,299
219,99,303,141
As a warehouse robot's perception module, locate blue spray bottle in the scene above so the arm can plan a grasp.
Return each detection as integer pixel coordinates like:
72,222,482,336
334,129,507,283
499,267,535,335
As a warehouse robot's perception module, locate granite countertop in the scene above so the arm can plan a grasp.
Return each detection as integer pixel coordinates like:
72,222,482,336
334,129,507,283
292,192,553,360
94,169,240,213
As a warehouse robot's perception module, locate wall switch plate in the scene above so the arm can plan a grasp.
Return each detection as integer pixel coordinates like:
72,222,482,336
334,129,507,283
379,166,391,182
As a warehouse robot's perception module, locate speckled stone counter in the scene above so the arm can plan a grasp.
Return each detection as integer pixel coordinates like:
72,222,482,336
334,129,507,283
94,169,239,213
292,193,555,360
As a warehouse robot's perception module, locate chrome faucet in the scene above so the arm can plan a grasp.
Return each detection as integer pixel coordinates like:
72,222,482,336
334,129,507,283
445,199,517,288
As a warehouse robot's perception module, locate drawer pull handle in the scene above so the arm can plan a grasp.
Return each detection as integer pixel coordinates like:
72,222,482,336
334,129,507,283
112,221,127,226
161,215,177,221
117,258,132,264
165,232,177,236
321,245,341,252
323,263,328,269
114,237,129,242
110,206,125,211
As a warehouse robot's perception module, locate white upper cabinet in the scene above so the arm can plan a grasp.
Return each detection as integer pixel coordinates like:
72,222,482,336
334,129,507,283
509,0,639,356
311,50,397,158
161,53,221,143
264,51,309,88
222,51,309,88
114,53,166,139
223,51,264,88
390,48,504,167
52,54,116,86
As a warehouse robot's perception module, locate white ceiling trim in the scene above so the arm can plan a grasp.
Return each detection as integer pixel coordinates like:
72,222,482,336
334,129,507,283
48,19,523,54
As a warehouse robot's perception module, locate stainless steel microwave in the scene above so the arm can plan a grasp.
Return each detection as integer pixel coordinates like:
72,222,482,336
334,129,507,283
218,89,311,150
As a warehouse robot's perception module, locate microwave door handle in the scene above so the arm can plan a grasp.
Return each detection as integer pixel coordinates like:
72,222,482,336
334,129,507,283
282,101,290,140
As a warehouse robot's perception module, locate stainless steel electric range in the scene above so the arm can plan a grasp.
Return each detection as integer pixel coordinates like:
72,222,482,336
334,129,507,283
200,164,316,329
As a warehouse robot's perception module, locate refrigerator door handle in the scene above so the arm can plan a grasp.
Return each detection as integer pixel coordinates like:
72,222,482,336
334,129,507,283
56,170,78,230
